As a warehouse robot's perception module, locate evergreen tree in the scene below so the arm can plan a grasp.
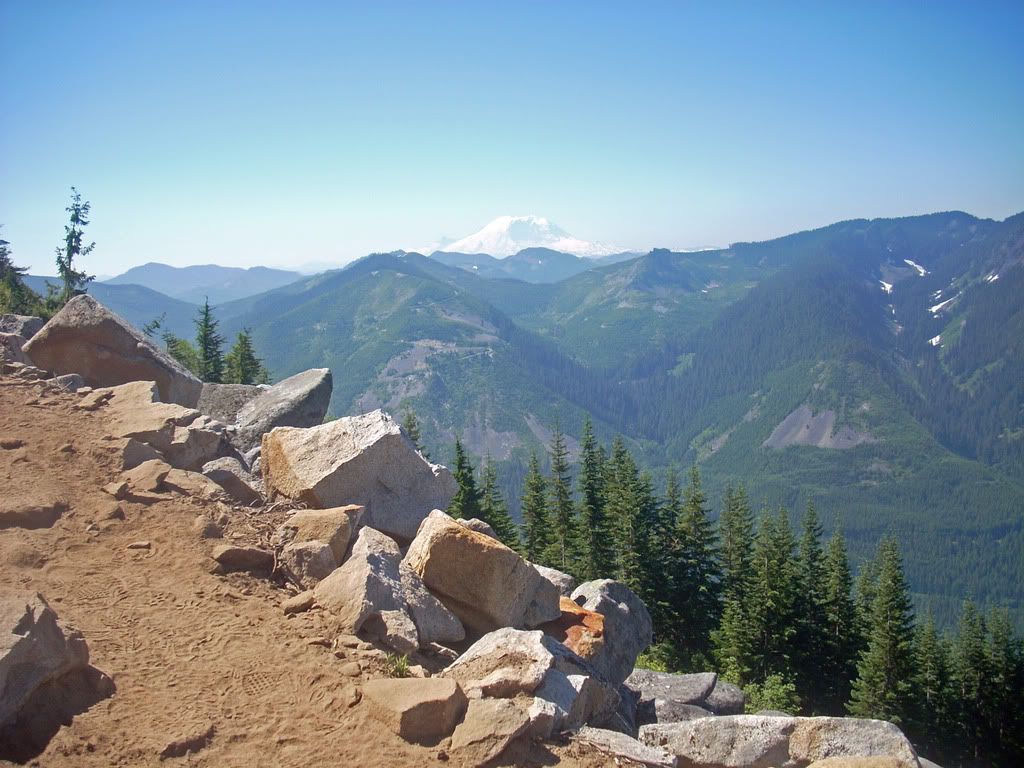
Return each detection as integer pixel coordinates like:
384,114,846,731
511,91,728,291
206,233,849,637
193,298,225,383
544,422,577,573
52,187,95,306
605,437,647,594
794,500,830,711
162,331,200,375
718,485,755,601
853,550,880,656
670,465,722,668
983,607,1024,764
446,437,481,520
821,530,858,713
520,451,550,563
401,407,426,457
478,455,522,551
848,538,916,725
647,468,683,638
224,329,269,384
913,609,953,759
951,600,988,763
749,508,799,681
575,417,612,580
714,593,758,685
0,231,46,316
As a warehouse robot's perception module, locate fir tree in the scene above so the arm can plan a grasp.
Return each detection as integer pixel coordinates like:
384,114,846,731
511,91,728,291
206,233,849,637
848,538,916,725
795,500,830,710
52,187,95,307
544,422,577,573
914,609,953,759
821,530,858,713
478,455,522,551
983,607,1024,764
401,407,426,457
714,594,757,685
671,465,722,668
575,417,612,580
951,600,988,762
224,329,268,384
749,508,799,681
193,298,225,383
605,437,647,594
446,437,481,520
520,451,550,563
162,331,200,376
0,230,46,316
718,485,755,601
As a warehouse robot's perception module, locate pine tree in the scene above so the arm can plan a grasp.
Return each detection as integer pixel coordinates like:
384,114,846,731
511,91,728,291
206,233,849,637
575,417,612,580
670,465,722,668
853,550,880,657
951,600,987,763
848,538,916,725
161,331,200,375
401,407,426,457
446,438,481,520
794,500,829,711
0,230,46,316
718,485,755,601
193,298,225,383
914,609,952,759
520,451,550,563
52,187,95,307
544,422,577,573
224,329,269,384
714,593,758,685
749,508,799,681
821,530,858,713
478,455,522,551
983,607,1024,764
605,437,647,594
647,468,683,639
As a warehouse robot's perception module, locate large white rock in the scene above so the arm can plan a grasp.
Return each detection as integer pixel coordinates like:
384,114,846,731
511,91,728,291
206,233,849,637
0,593,90,726
23,295,202,406
233,368,332,451
571,579,654,686
262,410,456,541
639,716,921,768
399,563,465,646
575,726,678,768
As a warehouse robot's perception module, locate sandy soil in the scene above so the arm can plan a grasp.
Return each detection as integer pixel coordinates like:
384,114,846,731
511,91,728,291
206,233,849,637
0,377,613,768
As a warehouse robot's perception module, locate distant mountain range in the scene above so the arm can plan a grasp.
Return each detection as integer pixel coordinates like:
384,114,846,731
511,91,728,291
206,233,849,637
40,211,1024,628
103,262,303,304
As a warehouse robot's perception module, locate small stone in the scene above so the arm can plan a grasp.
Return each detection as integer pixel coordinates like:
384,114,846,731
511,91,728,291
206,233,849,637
103,481,129,500
192,515,222,539
0,438,25,450
338,661,362,677
211,544,274,574
337,634,361,649
282,590,316,615
126,540,151,550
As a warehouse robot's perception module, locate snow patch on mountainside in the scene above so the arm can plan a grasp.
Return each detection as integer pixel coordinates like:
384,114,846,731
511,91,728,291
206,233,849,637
431,215,622,258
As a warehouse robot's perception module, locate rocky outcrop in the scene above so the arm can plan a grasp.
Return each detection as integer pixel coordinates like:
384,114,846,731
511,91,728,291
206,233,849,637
571,579,653,686
639,716,920,768
24,295,202,406
533,563,577,596
272,506,363,563
363,678,467,745
0,314,44,340
233,368,332,451
398,563,465,646
705,679,746,715
0,593,90,725
404,510,560,633
261,410,455,541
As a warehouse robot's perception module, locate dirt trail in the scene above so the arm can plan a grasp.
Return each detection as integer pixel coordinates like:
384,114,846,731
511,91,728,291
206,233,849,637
0,377,606,767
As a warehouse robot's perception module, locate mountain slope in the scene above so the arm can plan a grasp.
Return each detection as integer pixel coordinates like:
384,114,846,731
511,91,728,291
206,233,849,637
430,247,603,283
105,262,303,304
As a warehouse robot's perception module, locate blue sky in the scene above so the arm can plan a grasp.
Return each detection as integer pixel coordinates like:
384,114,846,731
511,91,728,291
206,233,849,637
2,1,1022,275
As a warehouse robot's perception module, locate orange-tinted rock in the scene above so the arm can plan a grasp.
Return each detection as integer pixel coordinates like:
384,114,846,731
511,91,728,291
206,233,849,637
539,596,606,662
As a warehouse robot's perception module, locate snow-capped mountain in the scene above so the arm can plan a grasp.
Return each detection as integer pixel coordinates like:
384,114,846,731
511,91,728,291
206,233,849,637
427,215,622,258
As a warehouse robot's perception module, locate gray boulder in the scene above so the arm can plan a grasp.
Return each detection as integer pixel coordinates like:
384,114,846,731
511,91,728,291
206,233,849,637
533,562,577,596
0,314,44,340
0,593,90,726
639,716,920,768
399,563,465,646
457,518,497,539
279,540,338,588
23,295,202,406
705,679,746,715
571,579,654,686
262,410,455,542
0,333,30,365
626,670,718,725
313,527,405,633
362,609,419,656
196,382,265,425
233,368,332,451
202,457,263,506
575,726,678,768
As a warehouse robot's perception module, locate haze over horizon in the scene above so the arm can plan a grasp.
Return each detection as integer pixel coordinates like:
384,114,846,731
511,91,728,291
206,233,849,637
2,2,1022,275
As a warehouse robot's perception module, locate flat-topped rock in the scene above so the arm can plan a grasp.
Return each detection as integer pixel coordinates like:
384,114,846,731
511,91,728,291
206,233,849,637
23,295,201,406
363,677,467,745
